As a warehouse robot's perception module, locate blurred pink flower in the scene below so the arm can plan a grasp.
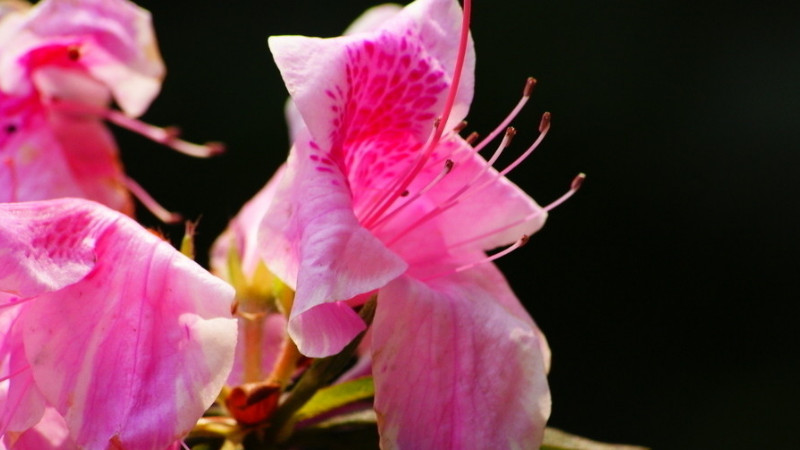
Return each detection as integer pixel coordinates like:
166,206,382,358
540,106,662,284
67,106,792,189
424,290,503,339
0,0,217,220
238,0,580,446
0,198,237,449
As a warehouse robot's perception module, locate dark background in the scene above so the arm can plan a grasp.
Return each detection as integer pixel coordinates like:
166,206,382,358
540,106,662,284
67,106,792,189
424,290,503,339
124,1,799,448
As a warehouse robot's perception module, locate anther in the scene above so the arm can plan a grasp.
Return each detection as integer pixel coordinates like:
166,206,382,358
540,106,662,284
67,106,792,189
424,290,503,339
4,124,17,134
523,77,537,97
544,173,586,212
423,234,530,281
370,159,455,229
571,172,586,190
465,131,480,145
67,45,81,61
505,126,517,141
539,112,551,133
453,120,468,133
473,77,535,153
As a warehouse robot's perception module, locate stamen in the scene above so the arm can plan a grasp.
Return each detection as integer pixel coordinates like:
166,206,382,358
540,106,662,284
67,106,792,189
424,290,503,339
544,173,585,211
47,99,225,158
359,0,472,227
465,131,480,145
0,296,36,309
383,124,530,246
371,159,454,229
123,176,183,224
493,112,550,178
0,364,30,384
421,234,529,281
105,110,225,158
472,77,535,153
447,173,585,250
453,120,468,133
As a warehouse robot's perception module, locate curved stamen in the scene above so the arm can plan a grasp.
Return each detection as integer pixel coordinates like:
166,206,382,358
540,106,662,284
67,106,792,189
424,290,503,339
545,172,585,211
373,126,514,233
0,364,30,384
47,99,225,158
371,159,454,229
421,234,529,281
359,0,473,227
494,112,551,178
123,176,183,224
472,77,535,153
446,173,585,250
384,117,548,247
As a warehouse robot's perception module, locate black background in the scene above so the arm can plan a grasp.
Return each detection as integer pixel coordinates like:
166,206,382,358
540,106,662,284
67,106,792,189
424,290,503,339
123,1,799,448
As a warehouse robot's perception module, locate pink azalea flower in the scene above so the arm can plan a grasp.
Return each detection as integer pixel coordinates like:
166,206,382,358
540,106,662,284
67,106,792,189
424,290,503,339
0,198,238,449
0,0,218,220
244,0,583,446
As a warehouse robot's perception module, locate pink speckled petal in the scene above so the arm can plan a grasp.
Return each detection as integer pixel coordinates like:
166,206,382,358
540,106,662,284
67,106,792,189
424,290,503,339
268,0,473,153
343,4,402,35
260,136,407,357
372,269,551,449
0,200,108,299
0,199,236,449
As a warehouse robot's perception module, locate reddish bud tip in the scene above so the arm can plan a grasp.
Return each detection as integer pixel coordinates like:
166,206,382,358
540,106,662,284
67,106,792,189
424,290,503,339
539,112,551,133
571,173,586,190
523,77,537,97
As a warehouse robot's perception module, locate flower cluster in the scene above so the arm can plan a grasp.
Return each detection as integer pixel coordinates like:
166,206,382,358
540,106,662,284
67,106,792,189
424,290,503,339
1,0,583,448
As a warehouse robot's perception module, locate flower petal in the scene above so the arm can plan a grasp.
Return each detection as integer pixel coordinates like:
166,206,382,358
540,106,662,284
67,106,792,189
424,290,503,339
372,268,551,449
1,407,72,450
0,0,164,116
0,199,109,299
260,137,407,357
0,304,47,436
0,90,132,213
0,198,236,449
268,0,474,153
424,136,547,251
210,164,286,279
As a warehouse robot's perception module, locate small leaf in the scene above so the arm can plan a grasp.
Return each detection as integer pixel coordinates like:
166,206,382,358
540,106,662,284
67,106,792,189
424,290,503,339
541,428,648,450
293,376,375,422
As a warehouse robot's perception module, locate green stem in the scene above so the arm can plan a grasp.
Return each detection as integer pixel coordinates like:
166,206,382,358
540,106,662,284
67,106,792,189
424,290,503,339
264,297,377,444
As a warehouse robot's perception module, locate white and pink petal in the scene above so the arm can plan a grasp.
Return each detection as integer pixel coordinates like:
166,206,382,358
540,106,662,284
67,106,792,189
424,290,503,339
372,269,551,449
260,137,407,357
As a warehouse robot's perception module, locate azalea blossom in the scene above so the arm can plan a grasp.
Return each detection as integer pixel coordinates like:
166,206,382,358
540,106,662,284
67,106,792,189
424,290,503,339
0,0,219,220
0,198,237,448
218,0,583,446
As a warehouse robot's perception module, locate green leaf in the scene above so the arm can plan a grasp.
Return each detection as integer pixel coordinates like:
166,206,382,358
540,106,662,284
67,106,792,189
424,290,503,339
541,428,649,450
293,376,375,422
